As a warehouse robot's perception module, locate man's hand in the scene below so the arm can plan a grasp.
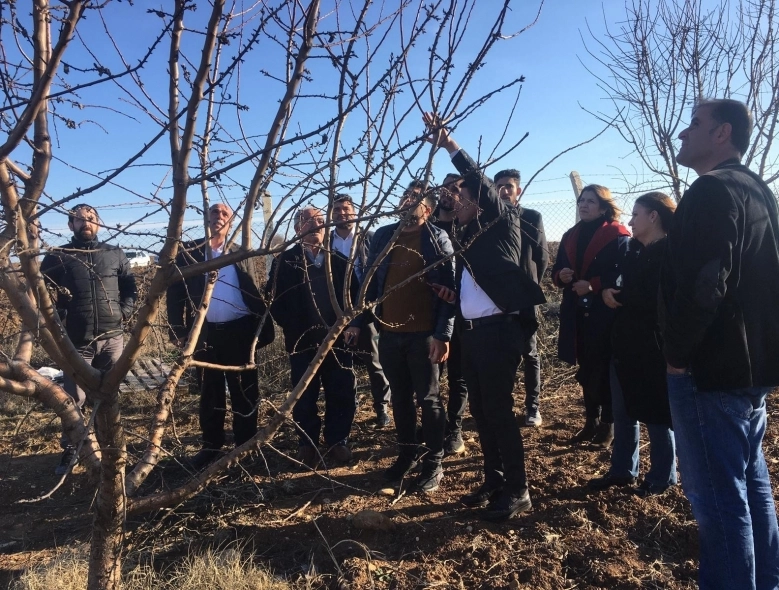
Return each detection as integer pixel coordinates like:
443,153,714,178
429,338,449,364
343,327,360,347
666,364,687,375
572,280,592,296
429,282,456,304
602,288,622,309
422,112,460,153
558,268,574,284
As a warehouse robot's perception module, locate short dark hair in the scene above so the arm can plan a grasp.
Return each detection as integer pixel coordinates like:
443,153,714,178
442,173,462,185
67,203,98,224
332,193,353,205
697,98,753,156
407,179,427,192
494,169,521,184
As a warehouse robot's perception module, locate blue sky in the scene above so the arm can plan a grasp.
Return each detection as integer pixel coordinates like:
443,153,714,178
5,0,720,244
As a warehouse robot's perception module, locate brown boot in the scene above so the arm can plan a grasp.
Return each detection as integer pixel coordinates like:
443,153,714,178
568,418,599,445
589,422,614,449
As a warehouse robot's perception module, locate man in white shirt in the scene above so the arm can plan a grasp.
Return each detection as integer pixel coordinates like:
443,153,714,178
330,194,392,427
425,112,545,521
167,203,275,470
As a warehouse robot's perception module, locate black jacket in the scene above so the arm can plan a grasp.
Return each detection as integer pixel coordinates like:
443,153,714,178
610,238,671,425
518,207,549,284
452,150,546,314
659,158,779,391
41,238,137,346
267,245,360,354
166,238,274,346
365,222,456,342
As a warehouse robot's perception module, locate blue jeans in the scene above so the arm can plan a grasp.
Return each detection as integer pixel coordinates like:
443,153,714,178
609,361,676,489
667,371,779,590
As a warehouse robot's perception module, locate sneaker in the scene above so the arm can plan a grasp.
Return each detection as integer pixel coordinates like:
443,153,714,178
461,482,503,508
55,446,78,476
481,488,532,522
588,473,636,491
567,418,599,445
633,480,672,498
329,444,353,463
383,456,418,482
443,431,466,456
589,422,614,449
412,465,443,493
524,408,543,427
188,448,221,471
375,409,391,428
296,445,320,469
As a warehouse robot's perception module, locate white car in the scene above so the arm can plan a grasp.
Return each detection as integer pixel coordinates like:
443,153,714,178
125,250,155,268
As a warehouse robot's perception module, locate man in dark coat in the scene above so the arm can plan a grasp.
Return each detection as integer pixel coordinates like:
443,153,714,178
493,168,549,427
424,112,546,521
41,203,138,474
268,207,360,468
330,194,391,427
660,98,779,589
167,203,274,470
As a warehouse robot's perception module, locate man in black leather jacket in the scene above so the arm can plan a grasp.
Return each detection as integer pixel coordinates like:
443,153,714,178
41,203,137,474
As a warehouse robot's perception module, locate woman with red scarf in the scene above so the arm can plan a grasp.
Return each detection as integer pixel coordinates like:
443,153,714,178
552,185,630,449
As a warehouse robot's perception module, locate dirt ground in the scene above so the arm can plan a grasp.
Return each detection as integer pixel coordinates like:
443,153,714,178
1,361,777,589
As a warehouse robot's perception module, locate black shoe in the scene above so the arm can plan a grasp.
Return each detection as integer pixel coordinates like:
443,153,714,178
589,422,614,449
375,409,391,428
55,446,78,476
588,473,636,491
568,418,599,445
188,448,221,470
633,480,672,498
461,482,503,508
481,489,532,522
384,456,418,482
443,431,466,456
412,465,443,493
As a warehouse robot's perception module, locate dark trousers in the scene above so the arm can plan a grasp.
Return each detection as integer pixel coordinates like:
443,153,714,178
461,318,528,493
443,325,468,434
197,317,261,449
521,331,541,412
354,321,391,412
289,348,356,447
379,331,445,468
575,333,613,424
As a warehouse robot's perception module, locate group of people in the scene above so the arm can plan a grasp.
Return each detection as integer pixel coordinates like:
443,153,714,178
43,98,778,589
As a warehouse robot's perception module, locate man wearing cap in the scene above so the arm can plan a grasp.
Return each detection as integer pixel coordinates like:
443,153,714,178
41,203,138,474
167,202,275,470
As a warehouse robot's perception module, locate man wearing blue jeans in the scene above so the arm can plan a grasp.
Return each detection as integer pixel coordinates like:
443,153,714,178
660,98,779,590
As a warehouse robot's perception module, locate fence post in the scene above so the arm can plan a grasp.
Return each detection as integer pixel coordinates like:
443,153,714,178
569,171,583,224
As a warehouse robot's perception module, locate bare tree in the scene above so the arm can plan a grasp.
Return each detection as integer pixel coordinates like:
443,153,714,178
582,0,779,201
0,1,545,588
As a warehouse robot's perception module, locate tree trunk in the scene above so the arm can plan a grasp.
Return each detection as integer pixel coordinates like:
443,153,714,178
87,394,126,590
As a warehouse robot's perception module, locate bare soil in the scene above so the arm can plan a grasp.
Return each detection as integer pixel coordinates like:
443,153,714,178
2,362,777,590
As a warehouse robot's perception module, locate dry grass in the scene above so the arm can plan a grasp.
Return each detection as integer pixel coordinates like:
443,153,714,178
11,546,298,590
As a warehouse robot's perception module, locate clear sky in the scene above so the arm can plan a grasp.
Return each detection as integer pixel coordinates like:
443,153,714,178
4,0,729,245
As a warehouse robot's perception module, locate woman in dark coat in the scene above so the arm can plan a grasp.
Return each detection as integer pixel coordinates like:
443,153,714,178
589,192,678,496
552,185,630,448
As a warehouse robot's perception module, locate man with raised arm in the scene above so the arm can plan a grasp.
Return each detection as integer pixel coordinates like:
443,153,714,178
660,98,779,590
424,112,546,522
493,168,549,427
167,203,274,470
